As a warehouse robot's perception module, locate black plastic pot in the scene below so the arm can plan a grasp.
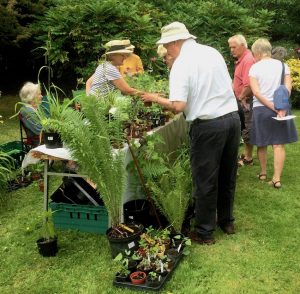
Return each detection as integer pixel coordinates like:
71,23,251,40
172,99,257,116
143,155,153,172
146,275,162,287
44,132,63,149
36,237,58,257
115,273,129,283
106,223,144,258
123,200,152,227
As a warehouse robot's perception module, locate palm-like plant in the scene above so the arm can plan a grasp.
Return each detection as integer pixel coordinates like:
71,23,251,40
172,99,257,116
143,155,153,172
46,94,127,226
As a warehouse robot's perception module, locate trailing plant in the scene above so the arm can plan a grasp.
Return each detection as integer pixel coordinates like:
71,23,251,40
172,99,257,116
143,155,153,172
45,93,127,226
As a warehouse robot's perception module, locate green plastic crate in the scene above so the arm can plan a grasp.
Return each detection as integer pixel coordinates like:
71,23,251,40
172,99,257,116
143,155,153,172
49,202,109,234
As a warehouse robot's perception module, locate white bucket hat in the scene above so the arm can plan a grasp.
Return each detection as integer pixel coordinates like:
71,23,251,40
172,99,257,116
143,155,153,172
103,40,132,55
156,21,197,45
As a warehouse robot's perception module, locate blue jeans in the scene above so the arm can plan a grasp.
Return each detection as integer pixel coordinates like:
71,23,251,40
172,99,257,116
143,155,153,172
189,111,240,239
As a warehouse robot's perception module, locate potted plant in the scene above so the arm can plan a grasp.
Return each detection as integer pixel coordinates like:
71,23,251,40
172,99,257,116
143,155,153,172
129,271,146,285
114,253,131,282
171,234,192,255
146,271,162,287
44,93,143,257
36,209,58,257
137,257,152,273
146,146,193,234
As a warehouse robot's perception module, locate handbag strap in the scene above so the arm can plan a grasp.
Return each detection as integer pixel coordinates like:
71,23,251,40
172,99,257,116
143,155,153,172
280,61,285,85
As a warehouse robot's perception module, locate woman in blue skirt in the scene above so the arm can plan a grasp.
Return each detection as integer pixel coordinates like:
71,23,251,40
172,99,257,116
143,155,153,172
249,38,298,188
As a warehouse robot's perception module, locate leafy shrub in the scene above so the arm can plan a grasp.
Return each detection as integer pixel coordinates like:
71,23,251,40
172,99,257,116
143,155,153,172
286,58,300,108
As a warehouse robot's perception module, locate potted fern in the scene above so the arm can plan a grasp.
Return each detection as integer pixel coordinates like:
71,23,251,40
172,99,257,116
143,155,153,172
36,210,58,257
44,93,143,257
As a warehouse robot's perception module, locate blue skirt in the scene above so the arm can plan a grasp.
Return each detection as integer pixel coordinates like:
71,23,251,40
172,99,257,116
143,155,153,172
250,106,298,147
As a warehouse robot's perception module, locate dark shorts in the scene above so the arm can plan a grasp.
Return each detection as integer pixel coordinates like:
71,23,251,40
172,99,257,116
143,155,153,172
241,98,253,143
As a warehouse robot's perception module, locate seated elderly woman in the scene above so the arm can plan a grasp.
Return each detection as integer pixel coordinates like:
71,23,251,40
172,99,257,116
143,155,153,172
86,40,143,98
19,82,44,147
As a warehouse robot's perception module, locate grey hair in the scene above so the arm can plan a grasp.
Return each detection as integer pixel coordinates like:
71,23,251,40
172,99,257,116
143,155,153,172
271,46,287,61
251,38,272,58
228,34,248,48
19,82,41,103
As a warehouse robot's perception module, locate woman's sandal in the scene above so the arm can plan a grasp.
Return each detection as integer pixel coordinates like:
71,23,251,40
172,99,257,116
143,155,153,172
257,174,267,181
269,180,281,189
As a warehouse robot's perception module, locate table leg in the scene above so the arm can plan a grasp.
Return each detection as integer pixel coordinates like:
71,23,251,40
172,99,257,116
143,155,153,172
43,159,49,211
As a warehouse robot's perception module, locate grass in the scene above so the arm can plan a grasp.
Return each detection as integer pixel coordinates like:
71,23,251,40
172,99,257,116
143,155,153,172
0,95,300,293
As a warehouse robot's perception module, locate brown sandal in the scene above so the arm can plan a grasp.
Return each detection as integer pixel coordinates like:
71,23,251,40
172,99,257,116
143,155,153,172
269,180,281,189
257,174,267,181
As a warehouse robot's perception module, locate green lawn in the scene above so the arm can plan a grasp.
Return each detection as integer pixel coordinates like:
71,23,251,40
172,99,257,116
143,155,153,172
0,95,300,294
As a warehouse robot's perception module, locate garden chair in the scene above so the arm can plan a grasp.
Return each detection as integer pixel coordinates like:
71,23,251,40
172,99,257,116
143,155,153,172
18,113,42,153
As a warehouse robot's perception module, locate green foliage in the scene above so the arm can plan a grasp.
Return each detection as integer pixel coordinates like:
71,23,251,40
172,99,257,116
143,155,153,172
47,93,127,226
0,97,300,294
148,151,192,233
0,151,14,192
42,209,56,240
133,136,192,233
30,0,276,81
0,0,49,50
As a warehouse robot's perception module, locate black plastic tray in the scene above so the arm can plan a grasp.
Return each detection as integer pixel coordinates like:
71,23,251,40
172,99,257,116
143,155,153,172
113,252,183,291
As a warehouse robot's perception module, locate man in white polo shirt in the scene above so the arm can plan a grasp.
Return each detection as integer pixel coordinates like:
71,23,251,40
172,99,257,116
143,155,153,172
142,22,240,244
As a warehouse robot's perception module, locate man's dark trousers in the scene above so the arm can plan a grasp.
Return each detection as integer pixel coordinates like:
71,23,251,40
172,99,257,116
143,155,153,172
189,111,241,239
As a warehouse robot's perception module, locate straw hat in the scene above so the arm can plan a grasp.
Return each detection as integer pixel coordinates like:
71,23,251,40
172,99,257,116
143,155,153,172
156,21,196,45
103,40,132,55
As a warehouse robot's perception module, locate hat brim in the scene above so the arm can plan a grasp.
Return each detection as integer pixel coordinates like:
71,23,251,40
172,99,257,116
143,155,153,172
104,49,132,55
156,33,196,45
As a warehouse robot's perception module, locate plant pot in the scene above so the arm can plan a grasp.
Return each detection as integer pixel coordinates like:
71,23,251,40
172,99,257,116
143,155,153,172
128,259,138,272
166,248,180,260
154,268,168,276
36,236,58,257
170,233,185,249
123,199,153,228
106,223,144,258
44,132,63,149
115,273,129,282
130,271,146,285
146,275,162,287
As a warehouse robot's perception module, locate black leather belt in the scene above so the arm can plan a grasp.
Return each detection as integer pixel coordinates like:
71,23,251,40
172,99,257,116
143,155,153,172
192,111,237,126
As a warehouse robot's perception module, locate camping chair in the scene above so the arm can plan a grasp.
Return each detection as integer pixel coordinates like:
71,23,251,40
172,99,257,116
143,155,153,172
18,113,42,154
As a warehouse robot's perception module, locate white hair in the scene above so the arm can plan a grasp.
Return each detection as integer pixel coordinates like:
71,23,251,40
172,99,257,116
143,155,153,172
19,82,41,103
157,45,167,58
251,38,272,58
228,34,248,48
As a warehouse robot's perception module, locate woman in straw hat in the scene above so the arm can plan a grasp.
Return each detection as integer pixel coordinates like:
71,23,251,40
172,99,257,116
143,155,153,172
86,40,142,98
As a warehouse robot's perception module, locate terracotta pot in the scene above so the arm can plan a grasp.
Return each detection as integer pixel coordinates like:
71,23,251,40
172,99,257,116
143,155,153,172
130,271,146,285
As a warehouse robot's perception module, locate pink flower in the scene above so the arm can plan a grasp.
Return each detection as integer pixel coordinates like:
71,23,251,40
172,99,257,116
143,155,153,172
151,57,157,62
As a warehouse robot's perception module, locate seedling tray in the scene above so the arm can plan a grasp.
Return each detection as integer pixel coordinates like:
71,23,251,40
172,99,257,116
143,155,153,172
113,252,183,291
